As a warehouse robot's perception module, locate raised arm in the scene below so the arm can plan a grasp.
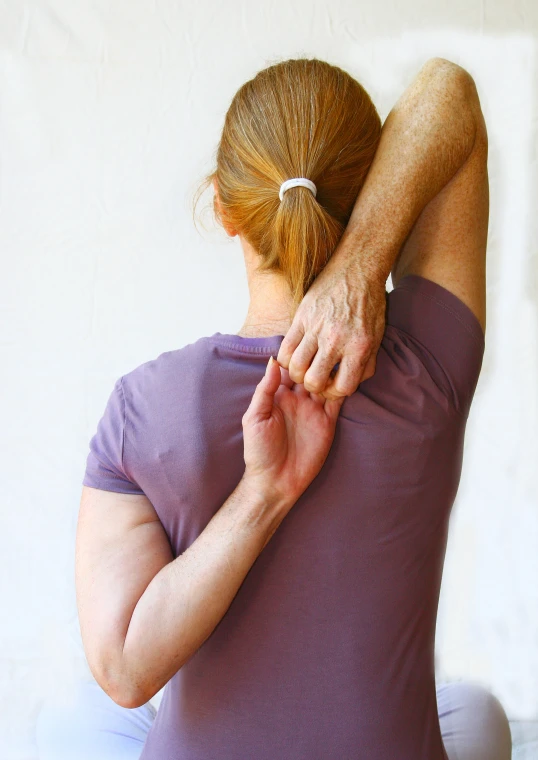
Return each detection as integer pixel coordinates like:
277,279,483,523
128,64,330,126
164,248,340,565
277,57,487,398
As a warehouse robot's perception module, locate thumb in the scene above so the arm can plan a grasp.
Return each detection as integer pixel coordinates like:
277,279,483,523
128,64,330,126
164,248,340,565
250,356,281,420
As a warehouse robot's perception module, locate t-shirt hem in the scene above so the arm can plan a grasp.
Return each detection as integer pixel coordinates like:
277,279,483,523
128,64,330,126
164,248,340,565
82,475,145,495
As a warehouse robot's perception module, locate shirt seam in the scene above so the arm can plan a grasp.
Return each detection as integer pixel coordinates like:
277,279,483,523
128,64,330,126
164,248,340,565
207,337,280,354
119,376,127,474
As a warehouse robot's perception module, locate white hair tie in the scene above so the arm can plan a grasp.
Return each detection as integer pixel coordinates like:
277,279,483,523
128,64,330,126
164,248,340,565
279,177,317,202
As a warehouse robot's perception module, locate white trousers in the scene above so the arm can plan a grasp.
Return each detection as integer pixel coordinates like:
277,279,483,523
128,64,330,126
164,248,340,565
35,679,512,760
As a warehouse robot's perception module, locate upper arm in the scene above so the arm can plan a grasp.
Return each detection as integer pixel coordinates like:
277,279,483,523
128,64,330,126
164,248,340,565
390,76,489,335
75,485,174,702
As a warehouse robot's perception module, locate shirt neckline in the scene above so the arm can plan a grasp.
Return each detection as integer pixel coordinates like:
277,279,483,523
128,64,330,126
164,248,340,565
208,331,286,354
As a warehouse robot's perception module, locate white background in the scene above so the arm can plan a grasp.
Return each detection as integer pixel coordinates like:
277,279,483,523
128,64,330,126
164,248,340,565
1,1,537,757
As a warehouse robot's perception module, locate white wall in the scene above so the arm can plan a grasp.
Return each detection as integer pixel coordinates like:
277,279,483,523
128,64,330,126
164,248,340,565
1,1,537,757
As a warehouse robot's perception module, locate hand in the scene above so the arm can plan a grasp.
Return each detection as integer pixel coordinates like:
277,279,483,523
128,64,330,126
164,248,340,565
241,356,346,509
276,262,388,401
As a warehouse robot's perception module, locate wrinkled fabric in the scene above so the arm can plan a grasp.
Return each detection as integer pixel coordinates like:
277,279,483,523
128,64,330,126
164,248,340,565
82,275,485,759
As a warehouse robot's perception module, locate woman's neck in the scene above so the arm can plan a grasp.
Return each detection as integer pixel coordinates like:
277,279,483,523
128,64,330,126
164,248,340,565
237,293,293,337
237,237,295,338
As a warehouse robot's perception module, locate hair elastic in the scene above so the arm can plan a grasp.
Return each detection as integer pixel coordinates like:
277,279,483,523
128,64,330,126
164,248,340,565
279,177,317,202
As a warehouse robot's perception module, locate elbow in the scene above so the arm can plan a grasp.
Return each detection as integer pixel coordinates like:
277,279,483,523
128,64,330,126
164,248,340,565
111,688,149,710
91,661,151,710
424,56,471,78
425,57,487,147
424,56,479,98
107,681,148,710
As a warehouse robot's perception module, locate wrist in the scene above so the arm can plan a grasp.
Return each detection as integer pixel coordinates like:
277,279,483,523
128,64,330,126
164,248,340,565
237,474,295,516
345,247,392,289
323,235,391,291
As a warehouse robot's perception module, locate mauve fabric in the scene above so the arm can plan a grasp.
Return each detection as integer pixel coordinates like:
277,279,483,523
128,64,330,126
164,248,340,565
82,274,485,760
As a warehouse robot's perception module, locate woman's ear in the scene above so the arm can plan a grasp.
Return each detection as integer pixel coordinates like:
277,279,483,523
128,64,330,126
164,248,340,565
212,177,238,237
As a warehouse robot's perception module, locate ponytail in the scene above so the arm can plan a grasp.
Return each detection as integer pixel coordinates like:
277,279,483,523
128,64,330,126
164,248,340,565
194,57,381,314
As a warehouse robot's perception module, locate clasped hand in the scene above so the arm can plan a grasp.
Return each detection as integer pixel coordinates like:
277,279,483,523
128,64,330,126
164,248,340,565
241,267,387,507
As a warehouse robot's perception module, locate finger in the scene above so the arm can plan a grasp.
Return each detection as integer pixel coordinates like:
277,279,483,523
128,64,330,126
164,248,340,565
321,358,377,401
323,340,377,399
315,367,348,402
360,353,377,383
302,342,341,394
276,321,305,370
278,364,295,389
327,352,368,397
323,393,347,423
291,382,310,399
247,356,281,421
287,332,319,384
319,370,352,401
308,390,326,406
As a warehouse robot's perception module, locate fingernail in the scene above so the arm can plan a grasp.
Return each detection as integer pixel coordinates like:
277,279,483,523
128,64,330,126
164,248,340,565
265,356,274,375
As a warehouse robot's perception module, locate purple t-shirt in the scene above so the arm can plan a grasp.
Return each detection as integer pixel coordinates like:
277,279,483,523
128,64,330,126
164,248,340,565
82,274,485,760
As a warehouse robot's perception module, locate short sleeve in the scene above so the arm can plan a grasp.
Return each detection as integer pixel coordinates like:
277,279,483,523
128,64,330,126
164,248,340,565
82,376,145,495
385,274,485,417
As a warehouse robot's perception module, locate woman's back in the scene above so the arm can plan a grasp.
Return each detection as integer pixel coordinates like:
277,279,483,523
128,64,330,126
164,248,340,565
83,273,484,760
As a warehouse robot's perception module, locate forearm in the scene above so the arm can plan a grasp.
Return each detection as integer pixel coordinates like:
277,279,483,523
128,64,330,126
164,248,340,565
117,477,291,706
329,58,482,284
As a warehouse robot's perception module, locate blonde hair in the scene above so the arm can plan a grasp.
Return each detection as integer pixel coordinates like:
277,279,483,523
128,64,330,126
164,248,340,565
194,57,382,315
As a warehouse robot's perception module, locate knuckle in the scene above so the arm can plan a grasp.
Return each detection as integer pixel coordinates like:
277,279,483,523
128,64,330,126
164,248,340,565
289,368,305,384
304,375,323,393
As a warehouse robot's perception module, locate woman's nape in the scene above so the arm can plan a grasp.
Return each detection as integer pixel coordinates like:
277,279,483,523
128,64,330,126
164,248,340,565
213,177,295,339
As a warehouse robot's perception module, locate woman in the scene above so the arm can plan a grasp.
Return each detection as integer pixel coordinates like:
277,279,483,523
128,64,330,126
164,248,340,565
38,57,511,759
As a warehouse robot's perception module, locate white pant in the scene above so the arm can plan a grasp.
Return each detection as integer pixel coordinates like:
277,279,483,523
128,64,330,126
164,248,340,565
36,679,512,760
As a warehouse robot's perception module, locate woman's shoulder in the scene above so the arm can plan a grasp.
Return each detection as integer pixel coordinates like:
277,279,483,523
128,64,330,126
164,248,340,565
120,335,218,403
